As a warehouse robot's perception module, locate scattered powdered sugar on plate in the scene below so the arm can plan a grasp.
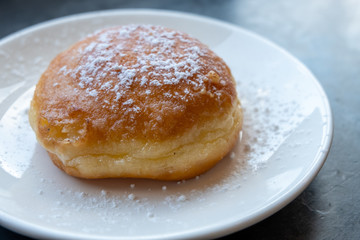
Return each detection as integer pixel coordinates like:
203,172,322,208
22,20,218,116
236,80,304,171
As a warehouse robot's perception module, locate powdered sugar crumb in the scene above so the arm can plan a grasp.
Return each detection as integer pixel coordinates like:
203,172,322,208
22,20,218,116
123,99,134,105
128,193,135,200
87,89,98,97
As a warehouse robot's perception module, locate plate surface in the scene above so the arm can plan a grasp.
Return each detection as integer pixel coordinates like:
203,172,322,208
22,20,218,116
0,9,333,240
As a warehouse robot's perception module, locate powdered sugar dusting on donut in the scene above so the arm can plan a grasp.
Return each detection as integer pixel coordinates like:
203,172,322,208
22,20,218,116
58,25,227,111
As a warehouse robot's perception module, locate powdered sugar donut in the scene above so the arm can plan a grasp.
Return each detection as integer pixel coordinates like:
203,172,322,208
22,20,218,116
29,24,243,180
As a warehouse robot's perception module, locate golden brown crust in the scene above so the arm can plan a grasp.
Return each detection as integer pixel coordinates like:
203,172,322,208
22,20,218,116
29,24,243,180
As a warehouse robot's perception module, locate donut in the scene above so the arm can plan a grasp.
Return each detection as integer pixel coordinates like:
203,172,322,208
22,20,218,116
29,24,243,180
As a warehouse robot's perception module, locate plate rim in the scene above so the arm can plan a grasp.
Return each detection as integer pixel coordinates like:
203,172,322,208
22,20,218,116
0,8,334,240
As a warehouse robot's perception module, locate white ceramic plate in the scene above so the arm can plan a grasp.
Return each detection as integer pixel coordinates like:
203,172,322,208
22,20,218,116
0,9,333,240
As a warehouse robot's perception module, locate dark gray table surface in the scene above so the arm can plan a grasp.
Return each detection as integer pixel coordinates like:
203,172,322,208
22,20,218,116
1,0,359,239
